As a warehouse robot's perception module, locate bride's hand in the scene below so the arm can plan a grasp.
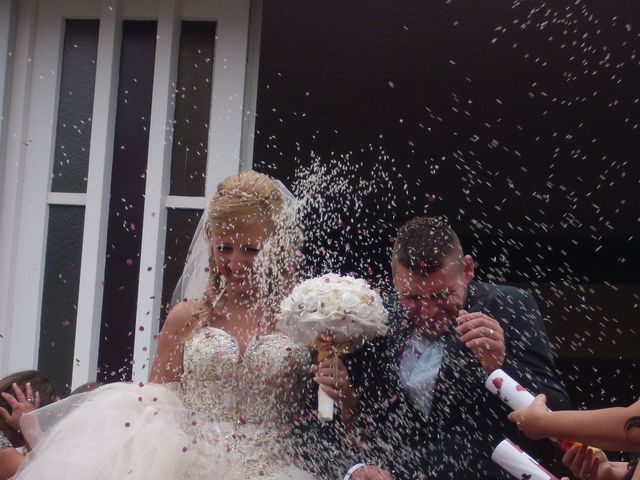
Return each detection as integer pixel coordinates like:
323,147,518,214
314,357,359,424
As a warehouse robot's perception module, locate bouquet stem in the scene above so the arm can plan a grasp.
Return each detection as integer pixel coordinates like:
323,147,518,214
315,336,350,422
318,388,334,422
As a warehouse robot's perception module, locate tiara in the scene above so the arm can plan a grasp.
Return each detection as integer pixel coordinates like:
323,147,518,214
216,187,283,205
217,188,254,199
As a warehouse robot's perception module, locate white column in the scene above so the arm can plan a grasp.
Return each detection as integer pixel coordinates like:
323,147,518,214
131,0,179,383
205,0,251,198
239,0,263,171
71,0,122,390
0,0,25,376
0,0,16,198
7,0,65,372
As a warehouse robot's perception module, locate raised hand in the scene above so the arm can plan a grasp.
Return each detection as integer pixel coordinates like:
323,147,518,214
0,382,40,432
455,310,505,374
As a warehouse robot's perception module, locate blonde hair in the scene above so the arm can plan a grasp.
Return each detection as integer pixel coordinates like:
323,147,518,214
197,171,302,324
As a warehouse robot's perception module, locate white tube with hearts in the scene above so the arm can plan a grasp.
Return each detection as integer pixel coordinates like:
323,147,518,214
492,439,559,480
485,369,537,411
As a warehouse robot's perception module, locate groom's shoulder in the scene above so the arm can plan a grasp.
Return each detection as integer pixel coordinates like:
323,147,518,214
470,280,536,309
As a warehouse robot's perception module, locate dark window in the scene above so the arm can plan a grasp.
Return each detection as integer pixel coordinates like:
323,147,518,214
38,206,85,395
161,208,203,323
51,19,99,193
98,20,157,384
169,21,216,197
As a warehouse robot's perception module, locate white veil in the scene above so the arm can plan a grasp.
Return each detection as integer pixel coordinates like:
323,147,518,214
170,211,211,305
169,178,298,307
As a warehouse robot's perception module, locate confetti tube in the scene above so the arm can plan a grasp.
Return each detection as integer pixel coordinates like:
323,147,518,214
485,369,536,411
492,439,559,480
486,369,603,457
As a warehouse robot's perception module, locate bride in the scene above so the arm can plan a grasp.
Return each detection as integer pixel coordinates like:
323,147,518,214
14,171,322,480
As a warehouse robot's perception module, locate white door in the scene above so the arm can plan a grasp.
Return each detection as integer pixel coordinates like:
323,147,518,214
0,0,259,391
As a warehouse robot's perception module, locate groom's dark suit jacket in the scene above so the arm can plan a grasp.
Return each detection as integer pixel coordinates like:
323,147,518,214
344,280,570,479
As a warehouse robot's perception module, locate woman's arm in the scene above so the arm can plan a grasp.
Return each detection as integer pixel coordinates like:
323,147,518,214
0,448,25,480
149,301,199,384
509,394,640,451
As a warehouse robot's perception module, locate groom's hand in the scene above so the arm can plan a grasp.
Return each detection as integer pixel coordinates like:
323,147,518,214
455,310,505,374
350,465,392,480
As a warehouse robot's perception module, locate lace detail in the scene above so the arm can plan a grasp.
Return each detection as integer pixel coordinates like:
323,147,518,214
180,327,311,478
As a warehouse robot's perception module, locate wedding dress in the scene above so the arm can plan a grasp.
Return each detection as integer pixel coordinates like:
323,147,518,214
14,326,316,480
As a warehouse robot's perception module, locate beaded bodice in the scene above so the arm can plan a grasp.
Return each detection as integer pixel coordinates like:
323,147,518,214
181,327,311,425
181,327,311,424
179,326,312,478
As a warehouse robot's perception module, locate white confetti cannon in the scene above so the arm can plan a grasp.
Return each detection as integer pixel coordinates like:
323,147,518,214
485,369,537,411
492,439,560,480
485,369,604,460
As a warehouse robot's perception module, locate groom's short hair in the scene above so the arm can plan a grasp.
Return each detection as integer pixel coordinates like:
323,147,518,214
392,216,463,275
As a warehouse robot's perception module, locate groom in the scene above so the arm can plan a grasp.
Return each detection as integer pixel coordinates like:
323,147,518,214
342,216,569,479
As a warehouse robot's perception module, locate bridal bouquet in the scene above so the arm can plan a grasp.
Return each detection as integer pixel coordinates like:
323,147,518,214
277,273,389,420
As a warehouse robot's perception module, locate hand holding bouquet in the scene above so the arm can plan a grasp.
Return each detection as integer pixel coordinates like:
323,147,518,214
277,273,389,421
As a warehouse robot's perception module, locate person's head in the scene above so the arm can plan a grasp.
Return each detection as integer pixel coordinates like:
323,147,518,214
0,370,58,443
391,216,474,337
202,170,302,312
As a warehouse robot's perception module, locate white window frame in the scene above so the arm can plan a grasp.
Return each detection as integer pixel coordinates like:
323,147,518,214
0,0,259,388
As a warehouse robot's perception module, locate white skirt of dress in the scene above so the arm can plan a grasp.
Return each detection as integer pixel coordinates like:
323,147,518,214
14,383,316,480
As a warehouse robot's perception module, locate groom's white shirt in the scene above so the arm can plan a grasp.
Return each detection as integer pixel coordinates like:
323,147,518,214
398,329,444,417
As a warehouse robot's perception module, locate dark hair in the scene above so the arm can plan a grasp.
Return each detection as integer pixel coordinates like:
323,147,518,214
392,216,463,275
0,370,58,412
